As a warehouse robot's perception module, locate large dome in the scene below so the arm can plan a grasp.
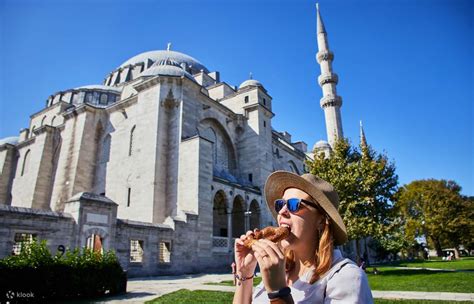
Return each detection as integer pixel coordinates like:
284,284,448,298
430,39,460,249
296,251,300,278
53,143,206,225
117,50,209,74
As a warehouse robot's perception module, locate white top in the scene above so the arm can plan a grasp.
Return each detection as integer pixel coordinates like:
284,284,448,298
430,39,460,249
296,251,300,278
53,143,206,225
252,249,373,304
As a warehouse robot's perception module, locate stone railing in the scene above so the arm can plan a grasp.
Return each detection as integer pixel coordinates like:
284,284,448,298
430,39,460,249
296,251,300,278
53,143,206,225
212,236,231,253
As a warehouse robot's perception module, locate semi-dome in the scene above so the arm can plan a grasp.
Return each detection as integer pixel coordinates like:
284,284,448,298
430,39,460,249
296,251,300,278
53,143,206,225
139,64,195,81
74,85,122,93
139,57,195,82
313,140,330,151
0,136,19,146
117,50,209,74
47,84,122,108
239,79,263,89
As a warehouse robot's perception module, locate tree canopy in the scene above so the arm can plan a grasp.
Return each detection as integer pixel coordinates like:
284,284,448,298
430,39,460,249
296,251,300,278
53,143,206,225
395,179,474,258
308,138,399,260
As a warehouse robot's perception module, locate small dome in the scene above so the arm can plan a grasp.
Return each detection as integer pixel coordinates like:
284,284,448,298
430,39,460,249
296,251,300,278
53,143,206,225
239,79,263,89
313,140,330,151
0,136,19,146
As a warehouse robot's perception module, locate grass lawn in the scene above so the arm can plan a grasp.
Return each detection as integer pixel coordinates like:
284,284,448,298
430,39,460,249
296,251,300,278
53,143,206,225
207,266,474,293
145,289,473,304
208,267,474,293
367,267,474,293
376,257,474,271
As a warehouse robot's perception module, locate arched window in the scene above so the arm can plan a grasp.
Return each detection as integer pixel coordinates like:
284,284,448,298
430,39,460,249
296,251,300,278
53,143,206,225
21,150,31,176
99,93,108,105
51,116,56,126
86,234,103,254
213,191,228,237
30,126,36,138
201,127,217,165
41,116,47,126
85,92,93,103
129,126,136,156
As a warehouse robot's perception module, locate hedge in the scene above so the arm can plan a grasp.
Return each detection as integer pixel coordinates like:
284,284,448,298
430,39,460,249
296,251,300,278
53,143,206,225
0,240,127,302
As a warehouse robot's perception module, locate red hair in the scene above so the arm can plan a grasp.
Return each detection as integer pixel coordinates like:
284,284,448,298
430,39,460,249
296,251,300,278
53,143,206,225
285,214,334,284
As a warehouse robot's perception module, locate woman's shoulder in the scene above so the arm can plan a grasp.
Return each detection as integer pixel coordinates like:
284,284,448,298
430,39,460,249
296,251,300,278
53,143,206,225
325,258,373,302
327,258,365,281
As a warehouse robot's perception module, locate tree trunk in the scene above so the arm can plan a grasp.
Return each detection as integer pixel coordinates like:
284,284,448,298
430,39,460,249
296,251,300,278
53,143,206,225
355,239,361,265
430,236,443,257
454,247,460,259
364,238,370,266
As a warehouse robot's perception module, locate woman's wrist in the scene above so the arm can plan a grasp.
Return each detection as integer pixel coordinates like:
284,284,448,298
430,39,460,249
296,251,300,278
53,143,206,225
234,272,254,286
235,267,254,278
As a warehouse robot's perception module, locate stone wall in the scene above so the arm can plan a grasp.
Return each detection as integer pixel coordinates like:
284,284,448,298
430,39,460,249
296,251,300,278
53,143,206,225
0,205,76,257
0,144,17,205
0,193,231,277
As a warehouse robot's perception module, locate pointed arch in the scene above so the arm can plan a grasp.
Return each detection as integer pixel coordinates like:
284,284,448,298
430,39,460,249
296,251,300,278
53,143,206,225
21,149,31,176
288,160,300,175
41,116,47,126
249,199,261,230
129,125,136,156
199,118,237,175
232,195,245,238
51,116,56,126
213,190,228,237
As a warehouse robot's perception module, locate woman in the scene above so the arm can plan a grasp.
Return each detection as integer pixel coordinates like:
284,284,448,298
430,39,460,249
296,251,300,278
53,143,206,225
233,171,373,303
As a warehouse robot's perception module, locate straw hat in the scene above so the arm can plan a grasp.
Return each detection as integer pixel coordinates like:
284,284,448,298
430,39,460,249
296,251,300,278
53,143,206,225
264,171,348,245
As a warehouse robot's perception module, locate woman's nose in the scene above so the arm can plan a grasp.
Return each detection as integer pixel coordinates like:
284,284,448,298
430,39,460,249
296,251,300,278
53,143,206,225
278,203,290,216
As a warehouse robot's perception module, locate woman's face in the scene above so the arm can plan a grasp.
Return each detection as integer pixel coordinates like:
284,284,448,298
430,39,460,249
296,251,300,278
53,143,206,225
277,188,322,251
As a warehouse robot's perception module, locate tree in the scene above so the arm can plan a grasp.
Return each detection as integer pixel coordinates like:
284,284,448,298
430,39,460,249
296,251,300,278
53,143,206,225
395,179,473,258
308,138,399,261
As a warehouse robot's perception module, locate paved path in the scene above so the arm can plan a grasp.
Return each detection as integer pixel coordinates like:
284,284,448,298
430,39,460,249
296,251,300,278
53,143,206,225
93,273,474,303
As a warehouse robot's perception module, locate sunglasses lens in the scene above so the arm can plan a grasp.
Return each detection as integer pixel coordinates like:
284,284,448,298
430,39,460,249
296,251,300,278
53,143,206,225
287,198,301,212
274,199,285,213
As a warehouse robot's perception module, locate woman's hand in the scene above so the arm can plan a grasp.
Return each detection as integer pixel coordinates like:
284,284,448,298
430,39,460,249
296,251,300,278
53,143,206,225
252,239,287,292
234,230,258,277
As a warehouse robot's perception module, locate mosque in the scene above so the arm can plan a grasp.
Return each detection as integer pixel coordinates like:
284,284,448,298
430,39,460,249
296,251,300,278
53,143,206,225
0,6,352,275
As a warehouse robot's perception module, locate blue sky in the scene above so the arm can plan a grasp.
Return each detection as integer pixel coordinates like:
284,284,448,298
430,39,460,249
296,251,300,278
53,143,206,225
0,0,472,195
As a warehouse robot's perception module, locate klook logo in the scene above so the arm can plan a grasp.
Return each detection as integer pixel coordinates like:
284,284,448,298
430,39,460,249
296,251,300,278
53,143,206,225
6,290,15,299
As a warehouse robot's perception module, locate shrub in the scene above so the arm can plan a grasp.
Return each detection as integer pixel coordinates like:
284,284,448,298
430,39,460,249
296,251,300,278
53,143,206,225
0,240,126,302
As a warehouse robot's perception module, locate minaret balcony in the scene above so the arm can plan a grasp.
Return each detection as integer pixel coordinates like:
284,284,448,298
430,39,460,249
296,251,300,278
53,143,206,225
318,73,339,86
316,50,334,63
320,95,342,108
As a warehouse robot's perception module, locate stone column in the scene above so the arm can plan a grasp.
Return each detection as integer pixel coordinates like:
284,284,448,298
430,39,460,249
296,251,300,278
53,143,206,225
227,206,232,252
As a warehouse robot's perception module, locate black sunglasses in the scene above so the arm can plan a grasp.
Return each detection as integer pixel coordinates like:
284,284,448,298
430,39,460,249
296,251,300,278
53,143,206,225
274,198,319,214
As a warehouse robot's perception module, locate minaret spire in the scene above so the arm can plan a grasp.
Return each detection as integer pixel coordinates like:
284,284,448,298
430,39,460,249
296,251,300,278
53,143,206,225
360,120,367,149
316,4,343,148
316,3,326,34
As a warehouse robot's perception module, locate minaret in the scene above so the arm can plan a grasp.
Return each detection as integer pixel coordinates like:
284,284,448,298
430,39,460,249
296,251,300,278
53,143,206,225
359,120,367,149
316,4,343,148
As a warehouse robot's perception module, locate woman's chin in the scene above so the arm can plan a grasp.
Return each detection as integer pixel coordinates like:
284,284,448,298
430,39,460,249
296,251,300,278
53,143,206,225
280,236,293,249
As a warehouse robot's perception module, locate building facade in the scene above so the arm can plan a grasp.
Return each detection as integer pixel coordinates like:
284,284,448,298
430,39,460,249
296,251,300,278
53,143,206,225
0,7,360,276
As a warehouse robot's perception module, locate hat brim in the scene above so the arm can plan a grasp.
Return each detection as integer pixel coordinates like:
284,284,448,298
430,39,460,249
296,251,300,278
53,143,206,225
264,171,348,245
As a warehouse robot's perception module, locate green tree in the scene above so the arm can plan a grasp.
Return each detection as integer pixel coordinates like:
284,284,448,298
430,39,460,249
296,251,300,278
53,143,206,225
395,179,472,258
459,196,474,252
308,138,399,261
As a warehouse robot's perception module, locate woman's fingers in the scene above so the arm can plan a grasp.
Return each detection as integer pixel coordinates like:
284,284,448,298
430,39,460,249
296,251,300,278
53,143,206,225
251,240,280,264
259,239,285,260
